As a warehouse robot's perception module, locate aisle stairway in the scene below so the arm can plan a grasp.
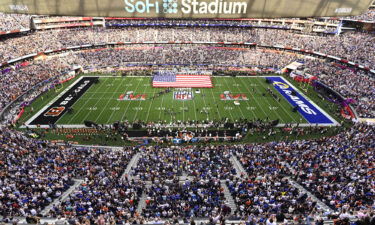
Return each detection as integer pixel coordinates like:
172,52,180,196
220,180,237,213
40,179,84,216
122,152,141,180
282,162,334,213
136,189,149,213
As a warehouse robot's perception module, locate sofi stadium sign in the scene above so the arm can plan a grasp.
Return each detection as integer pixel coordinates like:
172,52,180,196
124,0,247,14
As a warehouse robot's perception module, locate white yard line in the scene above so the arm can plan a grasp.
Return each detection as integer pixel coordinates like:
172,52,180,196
232,77,257,119
252,77,290,122
209,87,222,119
131,78,148,121
200,87,213,121
93,78,127,123
222,77,246,119
192,93,198,122
145,85,158,122
64,78,110,124
255,77,297,123
105,78,129,124
119,78,145,122
183,100,185,121
237,77,271,121
216,78,235,121
158,91,166,120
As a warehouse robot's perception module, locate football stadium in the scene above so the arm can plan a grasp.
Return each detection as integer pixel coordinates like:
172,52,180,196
0,0,374,224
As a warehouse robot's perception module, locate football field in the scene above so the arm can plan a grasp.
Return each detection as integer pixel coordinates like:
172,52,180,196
25,75,339,127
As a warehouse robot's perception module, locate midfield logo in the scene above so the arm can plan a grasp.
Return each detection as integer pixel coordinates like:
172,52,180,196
220,91,248,100
118,91,146,101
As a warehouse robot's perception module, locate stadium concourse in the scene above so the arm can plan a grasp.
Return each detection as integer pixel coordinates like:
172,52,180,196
0,9,374,225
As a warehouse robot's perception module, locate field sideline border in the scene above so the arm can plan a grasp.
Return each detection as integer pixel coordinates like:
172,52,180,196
21,75,340,128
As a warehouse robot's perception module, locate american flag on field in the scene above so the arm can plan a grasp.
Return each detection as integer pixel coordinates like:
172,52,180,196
152,74,213,88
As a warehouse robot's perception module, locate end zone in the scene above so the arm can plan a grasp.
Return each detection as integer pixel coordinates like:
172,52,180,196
267,76,339,126
23,76,98,128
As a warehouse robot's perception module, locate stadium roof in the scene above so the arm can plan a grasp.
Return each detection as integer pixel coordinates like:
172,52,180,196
0,0,373,19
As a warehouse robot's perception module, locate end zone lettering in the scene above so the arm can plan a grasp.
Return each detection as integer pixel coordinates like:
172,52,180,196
272,81,317,115
60,80,91,106
29,77,98,125
268,76,335,124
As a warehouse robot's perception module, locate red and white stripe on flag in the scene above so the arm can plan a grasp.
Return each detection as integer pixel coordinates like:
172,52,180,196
153,75,213,88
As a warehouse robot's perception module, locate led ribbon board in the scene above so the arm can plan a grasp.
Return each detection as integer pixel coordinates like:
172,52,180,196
0,0,372,18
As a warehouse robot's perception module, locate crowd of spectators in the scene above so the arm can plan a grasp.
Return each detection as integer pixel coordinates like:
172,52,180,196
0,12,30,32
0,122,373,223
49,169,144,224
0,125,144,223
345,8,375,21
0,60,71,112
289,124,374,211
227,144,319,222
131,145,236,181
0,26,374,68
143,178,225,218
239,123,374,212
255,29,375,68
229,145,315,217
303,60,375,118
131,146,182,180
227,176,317,220
0,12,374,224
0,127,74,218
105,18,292,31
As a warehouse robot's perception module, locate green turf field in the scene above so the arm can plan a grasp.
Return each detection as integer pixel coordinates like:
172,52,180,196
40,75,309,125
